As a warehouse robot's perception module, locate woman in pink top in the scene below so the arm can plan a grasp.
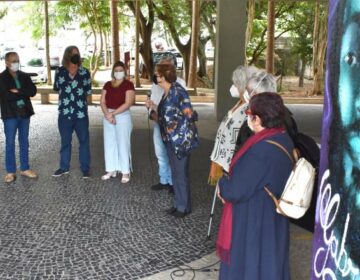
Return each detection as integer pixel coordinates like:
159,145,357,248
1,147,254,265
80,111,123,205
100,61,135,183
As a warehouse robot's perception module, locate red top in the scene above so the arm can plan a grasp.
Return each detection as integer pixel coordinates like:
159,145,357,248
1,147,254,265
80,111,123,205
103,79,135,109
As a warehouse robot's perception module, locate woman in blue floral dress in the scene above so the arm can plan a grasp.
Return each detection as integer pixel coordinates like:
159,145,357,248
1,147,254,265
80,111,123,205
146,63,199,218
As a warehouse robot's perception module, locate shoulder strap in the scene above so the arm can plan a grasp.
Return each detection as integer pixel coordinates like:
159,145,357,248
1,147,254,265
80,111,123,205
266,140,295,165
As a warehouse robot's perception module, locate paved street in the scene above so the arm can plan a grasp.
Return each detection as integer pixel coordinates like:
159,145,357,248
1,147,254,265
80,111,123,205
0,102,323,279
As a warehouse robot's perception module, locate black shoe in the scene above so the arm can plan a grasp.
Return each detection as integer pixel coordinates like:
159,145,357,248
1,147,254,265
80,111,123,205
170,210,188,218
166,207,177,214
168,185,174,194
52,169,69,177
82,171,90,179
151,183,168,191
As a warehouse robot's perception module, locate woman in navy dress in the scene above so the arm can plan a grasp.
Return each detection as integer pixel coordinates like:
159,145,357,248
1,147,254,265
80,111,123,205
217,92,293,280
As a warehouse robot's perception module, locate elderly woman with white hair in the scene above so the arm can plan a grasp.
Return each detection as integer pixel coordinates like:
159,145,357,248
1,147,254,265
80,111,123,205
208,65,259,184
235,71,298,152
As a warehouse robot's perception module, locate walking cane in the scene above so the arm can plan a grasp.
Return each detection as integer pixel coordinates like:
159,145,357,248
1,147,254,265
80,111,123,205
207,184,218,239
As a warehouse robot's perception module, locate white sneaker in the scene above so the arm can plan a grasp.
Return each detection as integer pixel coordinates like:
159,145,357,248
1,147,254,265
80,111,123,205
101,171,117,180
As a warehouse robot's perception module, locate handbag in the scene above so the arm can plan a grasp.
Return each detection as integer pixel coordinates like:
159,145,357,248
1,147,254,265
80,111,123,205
264,140,316,219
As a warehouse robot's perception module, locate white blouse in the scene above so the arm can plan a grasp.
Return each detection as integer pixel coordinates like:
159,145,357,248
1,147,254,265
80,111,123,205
210,103,248,172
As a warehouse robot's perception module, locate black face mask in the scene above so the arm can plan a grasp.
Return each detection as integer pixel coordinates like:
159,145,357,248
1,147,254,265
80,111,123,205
70,54,81,65
152,74,158,85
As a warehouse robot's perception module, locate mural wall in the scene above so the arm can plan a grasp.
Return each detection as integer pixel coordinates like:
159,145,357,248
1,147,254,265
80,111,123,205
312,0,360,279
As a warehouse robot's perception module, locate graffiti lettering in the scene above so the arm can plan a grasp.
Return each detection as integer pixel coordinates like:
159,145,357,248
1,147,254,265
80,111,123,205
313,170,360,279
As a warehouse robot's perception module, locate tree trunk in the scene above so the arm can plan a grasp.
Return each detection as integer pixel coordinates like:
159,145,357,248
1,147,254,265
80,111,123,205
126,0,154,80
134,0,140,87
298,57,306,87
188,0,200,88
266,0,275,74
245,0,256,66
44,0,52,86
197,36,210,78
104,32,110,67
312,0,328,95
110,0,120,63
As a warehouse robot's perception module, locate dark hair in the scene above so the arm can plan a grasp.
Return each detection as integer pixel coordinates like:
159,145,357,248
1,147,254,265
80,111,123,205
155,63,177,83
62,45,81,67
5,52,18,61
249,92,285,128
111,61,126,79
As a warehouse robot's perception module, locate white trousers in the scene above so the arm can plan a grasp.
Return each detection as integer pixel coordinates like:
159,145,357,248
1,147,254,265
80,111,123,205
103,110,133,174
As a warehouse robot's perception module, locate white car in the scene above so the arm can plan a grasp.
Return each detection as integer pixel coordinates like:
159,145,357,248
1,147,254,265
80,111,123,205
21,57,48,84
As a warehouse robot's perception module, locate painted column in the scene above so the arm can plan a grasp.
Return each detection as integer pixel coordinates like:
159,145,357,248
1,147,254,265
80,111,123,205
311,0,360,278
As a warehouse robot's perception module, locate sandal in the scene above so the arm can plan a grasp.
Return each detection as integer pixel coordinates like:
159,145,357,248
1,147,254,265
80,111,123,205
101,171,117,180
4,173,16,183
121,173,130,183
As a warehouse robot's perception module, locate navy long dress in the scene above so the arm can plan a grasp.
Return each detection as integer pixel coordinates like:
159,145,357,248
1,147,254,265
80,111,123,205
218,132,294,280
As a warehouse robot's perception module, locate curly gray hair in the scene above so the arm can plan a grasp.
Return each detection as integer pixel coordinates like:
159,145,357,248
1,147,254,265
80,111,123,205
247,71,277,96
232,65,260,93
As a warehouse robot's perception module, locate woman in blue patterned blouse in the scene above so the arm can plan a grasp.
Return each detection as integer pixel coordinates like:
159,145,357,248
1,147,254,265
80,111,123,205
52,46,92,178
146,63,199,218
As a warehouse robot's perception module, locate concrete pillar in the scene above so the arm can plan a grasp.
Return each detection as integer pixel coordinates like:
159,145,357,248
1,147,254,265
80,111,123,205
215,0,247,121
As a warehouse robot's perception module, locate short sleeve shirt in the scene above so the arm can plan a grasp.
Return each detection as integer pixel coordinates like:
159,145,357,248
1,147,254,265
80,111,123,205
53,66,92,120
103,79,135,109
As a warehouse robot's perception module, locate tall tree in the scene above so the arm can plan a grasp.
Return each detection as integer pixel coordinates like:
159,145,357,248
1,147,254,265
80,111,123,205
126,0,155,79
134,0,141,87
56,0,110,80
110,0,120,64
188,0,200,88
154,0,192,83
266,0,275,74
245,0,256,66
44,0,51,86
312,0,328,95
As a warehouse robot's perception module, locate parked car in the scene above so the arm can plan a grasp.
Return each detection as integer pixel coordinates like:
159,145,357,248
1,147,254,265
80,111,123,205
21,57,48,84
166,48,183,70
0,46,16,60
49,56,60,70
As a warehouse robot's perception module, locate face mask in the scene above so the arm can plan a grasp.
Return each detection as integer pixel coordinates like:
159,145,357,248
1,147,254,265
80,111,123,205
247,116,255,132
152,74,158,85
70,54,81,65
114,71,125,80
243,89,251,103
10,62,20,72
230,85,240,98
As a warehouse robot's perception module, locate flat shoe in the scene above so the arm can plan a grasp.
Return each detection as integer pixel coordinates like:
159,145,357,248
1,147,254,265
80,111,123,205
20,169,38,178
4,173,16,183
101,171,117,180
121,174,130,183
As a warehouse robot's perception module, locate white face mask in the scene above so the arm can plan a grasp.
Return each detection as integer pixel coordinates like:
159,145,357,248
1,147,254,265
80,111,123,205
229,85,240,98
247,116,255,132
10,62,20,72
114,71,125,80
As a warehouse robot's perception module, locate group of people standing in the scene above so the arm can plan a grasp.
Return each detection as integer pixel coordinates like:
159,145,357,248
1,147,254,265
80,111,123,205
0,46,136,184
0,45,295,279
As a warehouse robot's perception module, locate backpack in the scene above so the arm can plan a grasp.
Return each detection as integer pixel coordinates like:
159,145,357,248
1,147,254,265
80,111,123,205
264,140,316,219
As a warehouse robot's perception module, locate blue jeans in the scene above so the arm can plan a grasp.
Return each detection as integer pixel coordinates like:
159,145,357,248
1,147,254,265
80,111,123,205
3,117,30,173
153,123,172,185
58,116,90,173
165,142,191,213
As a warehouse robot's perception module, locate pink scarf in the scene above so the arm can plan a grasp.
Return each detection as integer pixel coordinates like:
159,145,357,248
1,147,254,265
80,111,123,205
216,127,285,263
